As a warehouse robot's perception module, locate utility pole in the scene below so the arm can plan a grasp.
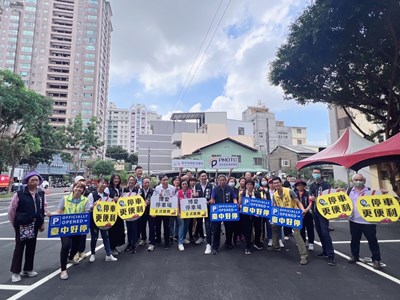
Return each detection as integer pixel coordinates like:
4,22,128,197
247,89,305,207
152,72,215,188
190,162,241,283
265,118,270,172
147,147,150,176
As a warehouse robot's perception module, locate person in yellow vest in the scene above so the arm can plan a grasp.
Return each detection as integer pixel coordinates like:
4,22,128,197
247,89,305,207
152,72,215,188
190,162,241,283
268,177,308,265
46,181,90,280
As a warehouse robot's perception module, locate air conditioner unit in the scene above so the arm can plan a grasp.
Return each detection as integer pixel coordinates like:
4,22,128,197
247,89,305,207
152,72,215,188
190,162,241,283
281,160,290,167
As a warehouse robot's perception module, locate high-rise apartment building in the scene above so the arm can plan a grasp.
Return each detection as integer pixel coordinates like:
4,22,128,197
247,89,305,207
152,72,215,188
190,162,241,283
0,0,112,140
106,103,161,153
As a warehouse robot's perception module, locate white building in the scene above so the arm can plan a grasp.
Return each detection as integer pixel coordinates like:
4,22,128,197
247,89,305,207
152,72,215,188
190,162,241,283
106,103,160,153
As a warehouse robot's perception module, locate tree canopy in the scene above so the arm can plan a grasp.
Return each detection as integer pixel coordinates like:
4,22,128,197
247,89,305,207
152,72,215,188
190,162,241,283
105,145,129,161
269,0,400,139
269,0,400,195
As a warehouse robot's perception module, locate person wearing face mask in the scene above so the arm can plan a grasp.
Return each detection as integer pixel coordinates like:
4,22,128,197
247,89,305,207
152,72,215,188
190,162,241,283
347,174,382,270
228,177,241,247
309,167,336,266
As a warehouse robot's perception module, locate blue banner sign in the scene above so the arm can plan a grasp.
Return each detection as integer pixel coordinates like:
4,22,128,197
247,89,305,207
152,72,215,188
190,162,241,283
210,203,240,222
241,197,271,218
270,206,303,229
48,213,90,238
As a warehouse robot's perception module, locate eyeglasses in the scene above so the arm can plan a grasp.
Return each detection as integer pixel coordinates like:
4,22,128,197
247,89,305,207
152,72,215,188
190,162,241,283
353,180,364,182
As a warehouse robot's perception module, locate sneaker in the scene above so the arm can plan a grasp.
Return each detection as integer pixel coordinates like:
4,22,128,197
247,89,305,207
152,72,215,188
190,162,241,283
183,239,190,244
254,243,263,250
267,246,281,252
372,260,382,270
111,250,119,256
317,252,328,259
115,247,122,253
178,244,184,251
328,257,337,266
267,239,273,247
105,254,118,262
68,258,79,265
78,252,87,259
11,273,21,283
300,257,308,265
284,236,290,241
205,244,212,255
60,270,68,280
164,244,170,250
211,250,218,255
348,256,359,264
124,245,133,252
89,254,95,263
328,227,335,232
195,237,204,245
20,270,38,277
138,240,147,246
279,239,285,248
147,244,155,252
131,248,137,254
245,249,252,255
308,243,314,251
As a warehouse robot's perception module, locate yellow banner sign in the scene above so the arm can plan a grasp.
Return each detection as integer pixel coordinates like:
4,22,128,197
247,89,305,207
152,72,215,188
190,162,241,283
93,201,117,230
117,195,146,221
316,191,353,220
357,194,400,223
149,195,178,216
180,197,208,219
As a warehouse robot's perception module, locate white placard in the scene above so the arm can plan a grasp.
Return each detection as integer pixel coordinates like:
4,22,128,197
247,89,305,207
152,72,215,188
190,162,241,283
209,156,239,169
172,159,204,168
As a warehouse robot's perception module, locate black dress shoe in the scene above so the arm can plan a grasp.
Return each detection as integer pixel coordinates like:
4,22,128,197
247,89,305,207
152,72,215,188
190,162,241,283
347,256,359,264
124,246,133,252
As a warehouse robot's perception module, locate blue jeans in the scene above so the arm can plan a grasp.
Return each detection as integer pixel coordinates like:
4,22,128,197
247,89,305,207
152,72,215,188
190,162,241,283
90,226,111,256
169,216,179,238
178,217,189,244
314,210,334,258
126,220,138,248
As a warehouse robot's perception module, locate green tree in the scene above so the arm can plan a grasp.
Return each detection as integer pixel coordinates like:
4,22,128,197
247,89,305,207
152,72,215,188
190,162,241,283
63,114,104,175
126,153,138,165
0,70,53,190
92,160,115,177
105,145,129,161
269,0,400,195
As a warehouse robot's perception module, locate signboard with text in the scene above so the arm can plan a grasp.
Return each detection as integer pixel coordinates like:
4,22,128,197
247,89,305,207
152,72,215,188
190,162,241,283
241,197,271,218
209,156,239,169
357,193,400,223
180,197,208,219
48,213,90,237
117,195,146,221
270,206,303,229
150,195,178,216
210,203,240,222
172,159,204,169
316,190,353,220
93,201,117,230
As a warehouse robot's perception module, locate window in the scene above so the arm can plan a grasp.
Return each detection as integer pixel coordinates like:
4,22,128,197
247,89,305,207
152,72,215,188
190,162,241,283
258,132,263,138
232,155,241,163
20,55,32,60
281,160,290,167
25,6,36,12
86,30,96,36
23,30,34,36
86,45,95,51
21,47,32,52
297,128,302,134
84,69,94,74
238,127,244,135
253,158,262,165
84,61,95,66
87,15,97,20
85,53,95,59
20,63,31,68
297,139,302,145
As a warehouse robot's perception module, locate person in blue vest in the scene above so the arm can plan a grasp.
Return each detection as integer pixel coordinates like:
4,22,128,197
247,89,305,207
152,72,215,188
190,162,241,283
8,171,46,283
87,178,117,263
209,174,238,255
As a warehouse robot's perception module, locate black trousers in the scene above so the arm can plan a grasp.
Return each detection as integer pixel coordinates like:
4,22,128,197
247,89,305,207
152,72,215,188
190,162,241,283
60,235,80,271
10,227,39,274
155,216,170,245
211,221,234,250
242,215,262,248
232,218,243,244
109,217,125,249
195,218,204,238
349,221,381,261
284,226,292,236
138,206,150,241
300,212,315,244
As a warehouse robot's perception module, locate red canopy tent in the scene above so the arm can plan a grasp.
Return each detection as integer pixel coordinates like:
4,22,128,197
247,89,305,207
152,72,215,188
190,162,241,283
296,127,375,170
343,132,400,171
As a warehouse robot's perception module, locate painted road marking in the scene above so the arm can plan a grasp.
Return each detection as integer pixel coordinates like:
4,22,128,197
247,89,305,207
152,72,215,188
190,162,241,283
0,285,30,291
332,240,400,244
314,241,400,285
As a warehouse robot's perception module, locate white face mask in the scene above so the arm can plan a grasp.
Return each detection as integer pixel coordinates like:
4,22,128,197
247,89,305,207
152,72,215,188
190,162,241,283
228,182,235,187
261,181,268,186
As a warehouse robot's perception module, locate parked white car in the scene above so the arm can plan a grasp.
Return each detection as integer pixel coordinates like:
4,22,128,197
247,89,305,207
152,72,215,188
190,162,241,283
41,180,49,189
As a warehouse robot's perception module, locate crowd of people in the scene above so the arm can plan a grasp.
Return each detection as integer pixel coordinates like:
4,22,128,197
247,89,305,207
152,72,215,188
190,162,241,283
7,166,384,282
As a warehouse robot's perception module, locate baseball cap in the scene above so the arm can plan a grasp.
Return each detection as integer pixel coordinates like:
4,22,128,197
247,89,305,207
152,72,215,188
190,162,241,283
74,176,85,183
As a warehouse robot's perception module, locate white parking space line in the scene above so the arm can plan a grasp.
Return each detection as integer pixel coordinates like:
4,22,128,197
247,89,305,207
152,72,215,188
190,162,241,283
314,241,400,285
0,206,56,217
332,240,400,244
0,238,101,241
0,285,30,291
5,244,105,300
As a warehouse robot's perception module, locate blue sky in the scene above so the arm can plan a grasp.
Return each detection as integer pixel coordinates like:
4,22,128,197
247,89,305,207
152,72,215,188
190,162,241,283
108,0,330,145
